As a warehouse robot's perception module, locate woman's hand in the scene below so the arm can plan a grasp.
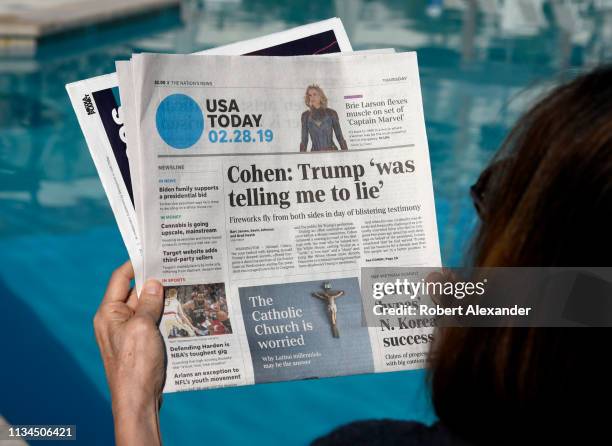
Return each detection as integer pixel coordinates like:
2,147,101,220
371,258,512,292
93,261,165,446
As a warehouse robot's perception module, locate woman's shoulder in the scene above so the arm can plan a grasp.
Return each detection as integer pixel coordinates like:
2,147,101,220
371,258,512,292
311,420,467,446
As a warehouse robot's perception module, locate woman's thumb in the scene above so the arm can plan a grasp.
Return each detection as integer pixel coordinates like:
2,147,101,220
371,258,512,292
136,279,164,323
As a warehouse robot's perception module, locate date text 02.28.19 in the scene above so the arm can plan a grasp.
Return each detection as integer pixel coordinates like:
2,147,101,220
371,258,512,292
208,129,273,143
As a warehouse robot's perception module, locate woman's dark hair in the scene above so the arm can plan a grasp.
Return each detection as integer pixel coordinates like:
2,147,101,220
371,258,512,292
428,65,612,444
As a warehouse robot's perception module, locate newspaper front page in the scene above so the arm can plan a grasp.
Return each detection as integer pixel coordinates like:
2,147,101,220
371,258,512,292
130,52,441,392
65,18,352,288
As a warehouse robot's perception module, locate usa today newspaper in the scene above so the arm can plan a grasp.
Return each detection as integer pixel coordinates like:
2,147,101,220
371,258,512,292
122,51,441,393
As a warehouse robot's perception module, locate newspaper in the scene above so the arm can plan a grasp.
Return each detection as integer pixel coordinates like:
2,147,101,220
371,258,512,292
125,51,441,392
65,18,353,288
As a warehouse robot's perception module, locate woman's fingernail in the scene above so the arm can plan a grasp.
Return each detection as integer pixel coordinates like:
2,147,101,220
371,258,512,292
144,280,162,295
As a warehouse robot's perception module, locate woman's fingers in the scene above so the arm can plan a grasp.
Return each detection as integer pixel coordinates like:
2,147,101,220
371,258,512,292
102,261,134,304
105,301,135,322
126,286,139,311
95,261,135,339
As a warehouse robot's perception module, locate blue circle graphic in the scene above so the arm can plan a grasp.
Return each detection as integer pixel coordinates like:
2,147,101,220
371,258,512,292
155,94,204,149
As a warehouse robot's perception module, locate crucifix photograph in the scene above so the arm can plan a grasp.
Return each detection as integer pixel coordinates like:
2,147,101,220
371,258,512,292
312,281,346,338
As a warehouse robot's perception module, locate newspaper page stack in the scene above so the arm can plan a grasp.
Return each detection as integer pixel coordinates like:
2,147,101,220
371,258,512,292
67,19,441,393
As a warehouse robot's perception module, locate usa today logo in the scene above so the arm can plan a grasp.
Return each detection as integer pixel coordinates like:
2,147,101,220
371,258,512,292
155,94,204,149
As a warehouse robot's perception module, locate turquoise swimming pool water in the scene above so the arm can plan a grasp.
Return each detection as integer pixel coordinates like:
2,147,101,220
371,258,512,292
1,1,610,444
